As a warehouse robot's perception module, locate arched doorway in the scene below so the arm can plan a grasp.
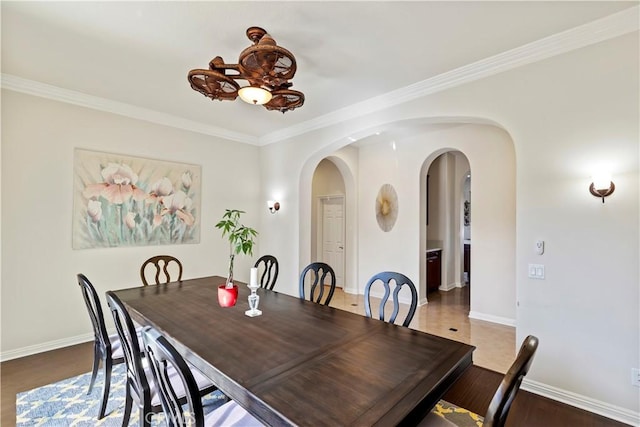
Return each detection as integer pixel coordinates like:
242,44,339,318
311,159,346,287
421,150,471,309
300,152,359,294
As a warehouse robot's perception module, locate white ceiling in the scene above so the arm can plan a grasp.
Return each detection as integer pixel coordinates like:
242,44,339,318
2,1,637,145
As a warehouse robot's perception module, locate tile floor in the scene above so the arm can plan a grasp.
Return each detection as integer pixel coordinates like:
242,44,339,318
329,285,516,373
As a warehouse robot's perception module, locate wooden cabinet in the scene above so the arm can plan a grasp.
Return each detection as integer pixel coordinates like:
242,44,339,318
464,244,471,284
426,250,442,292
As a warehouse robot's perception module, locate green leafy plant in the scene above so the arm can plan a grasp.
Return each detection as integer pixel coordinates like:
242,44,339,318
215,209,258,288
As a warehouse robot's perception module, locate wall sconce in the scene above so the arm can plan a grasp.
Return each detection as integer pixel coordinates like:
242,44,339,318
267,200,280,214
589,173,615,203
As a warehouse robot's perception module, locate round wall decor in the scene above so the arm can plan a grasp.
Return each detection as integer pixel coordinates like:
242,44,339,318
375,184,398,232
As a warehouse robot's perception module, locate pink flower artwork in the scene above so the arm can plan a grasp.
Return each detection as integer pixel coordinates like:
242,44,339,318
82,163,146,204
160,191,195,226
73,149,201,249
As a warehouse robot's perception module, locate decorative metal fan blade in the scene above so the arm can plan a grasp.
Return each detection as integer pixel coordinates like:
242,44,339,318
264,89,304,113
188,69,239,101
239,46,296,80
272,55,293,76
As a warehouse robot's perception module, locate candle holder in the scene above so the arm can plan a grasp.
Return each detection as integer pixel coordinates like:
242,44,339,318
244,283,262,317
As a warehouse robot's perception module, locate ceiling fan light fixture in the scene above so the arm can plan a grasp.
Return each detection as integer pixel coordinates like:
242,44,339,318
238,86,273,105
188,27,303,113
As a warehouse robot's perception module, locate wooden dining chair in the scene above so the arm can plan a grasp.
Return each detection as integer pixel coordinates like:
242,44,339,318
140,255,183,286
254,255,279,290
418,335,539,427
77,274,125,420
299,262,336,306
364,271,418,327
106,291,216,427
142,327,264,427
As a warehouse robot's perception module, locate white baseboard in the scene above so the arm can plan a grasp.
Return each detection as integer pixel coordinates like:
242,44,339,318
0,333,94,362
438,282,458,291
468,310,516,327
343,285,358,295
522,378,640,426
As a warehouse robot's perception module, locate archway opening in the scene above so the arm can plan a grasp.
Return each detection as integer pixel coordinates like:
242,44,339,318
421,150,471,313
311,159,347,288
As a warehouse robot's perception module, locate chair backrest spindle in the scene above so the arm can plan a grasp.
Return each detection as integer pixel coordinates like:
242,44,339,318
140,255,183,286
142,327,204,427
299,262,336,306
106,291,153,425
364,271,418,327
77,273,124,419
78,274,110,351
254,255,279,290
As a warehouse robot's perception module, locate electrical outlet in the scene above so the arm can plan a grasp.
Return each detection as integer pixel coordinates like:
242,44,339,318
632,368,640,387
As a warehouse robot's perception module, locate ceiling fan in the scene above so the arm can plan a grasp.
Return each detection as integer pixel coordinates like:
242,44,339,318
188,27,304,113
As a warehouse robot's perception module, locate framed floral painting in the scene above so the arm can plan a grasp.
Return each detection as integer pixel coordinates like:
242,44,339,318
72,149,201,249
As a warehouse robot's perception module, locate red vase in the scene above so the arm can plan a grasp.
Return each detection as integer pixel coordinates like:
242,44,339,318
218,284,238,307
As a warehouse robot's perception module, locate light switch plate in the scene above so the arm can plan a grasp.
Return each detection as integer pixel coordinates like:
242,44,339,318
528,264,545,279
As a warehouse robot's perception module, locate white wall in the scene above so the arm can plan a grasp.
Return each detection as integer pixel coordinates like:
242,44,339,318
354,126,514,312
259,33,639,421
511,34,639,416
1,90,261,358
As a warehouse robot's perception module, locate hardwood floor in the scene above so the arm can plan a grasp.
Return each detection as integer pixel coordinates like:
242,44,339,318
1,341,94,427
1,286,628,427
444,365,629,427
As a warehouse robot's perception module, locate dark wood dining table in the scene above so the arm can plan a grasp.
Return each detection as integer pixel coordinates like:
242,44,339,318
111,275,475,426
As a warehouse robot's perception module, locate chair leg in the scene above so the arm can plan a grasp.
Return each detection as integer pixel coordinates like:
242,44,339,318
140,396,153,427
140,401,152,427
97,356,113,419
121,386,133,427
87,342,100,395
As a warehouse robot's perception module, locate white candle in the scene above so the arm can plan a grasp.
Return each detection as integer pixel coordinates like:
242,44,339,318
250,267,258,287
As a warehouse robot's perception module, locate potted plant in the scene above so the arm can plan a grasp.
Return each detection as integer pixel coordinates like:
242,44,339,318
215,209,258,306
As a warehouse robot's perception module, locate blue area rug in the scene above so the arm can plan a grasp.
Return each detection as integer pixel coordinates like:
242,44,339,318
433,400,483,427
16,364,227,426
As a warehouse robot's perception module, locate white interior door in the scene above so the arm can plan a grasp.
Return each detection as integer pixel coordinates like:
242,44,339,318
320,197,345,287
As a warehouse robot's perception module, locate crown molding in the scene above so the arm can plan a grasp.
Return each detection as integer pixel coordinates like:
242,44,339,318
259,5,639,145
1,6,637,146
0,74,259,145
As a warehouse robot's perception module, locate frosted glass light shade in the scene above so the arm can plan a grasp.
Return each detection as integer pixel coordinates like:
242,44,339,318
592,173,612,191
238,86,272,105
